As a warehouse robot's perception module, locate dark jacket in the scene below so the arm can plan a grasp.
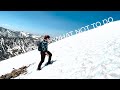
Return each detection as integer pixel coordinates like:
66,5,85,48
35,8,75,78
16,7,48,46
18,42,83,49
40,40,48,52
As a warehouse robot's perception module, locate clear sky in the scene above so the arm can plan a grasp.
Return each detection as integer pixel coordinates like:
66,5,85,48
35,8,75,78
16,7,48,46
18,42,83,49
0,11,120,37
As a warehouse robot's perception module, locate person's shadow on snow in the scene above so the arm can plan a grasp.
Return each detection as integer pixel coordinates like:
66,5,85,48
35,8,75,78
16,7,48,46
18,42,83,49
41,60,57,69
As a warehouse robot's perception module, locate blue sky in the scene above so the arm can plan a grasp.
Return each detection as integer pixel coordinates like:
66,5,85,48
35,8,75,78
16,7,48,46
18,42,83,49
0,11,120,37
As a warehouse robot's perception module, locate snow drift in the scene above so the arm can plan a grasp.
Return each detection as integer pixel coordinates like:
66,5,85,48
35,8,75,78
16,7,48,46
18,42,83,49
0,20,120,79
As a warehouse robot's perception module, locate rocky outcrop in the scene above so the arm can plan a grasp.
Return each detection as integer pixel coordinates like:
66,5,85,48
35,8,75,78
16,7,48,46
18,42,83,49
0,65,28,79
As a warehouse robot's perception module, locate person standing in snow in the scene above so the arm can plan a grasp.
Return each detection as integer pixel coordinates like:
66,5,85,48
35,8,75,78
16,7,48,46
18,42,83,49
37,35,52,70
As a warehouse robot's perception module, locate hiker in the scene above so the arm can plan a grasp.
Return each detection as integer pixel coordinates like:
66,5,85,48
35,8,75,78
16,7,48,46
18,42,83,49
37,35,52,70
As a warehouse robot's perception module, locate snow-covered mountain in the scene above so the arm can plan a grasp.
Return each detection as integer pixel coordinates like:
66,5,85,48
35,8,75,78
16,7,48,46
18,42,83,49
0,27,44,61
0,27,41,38
0,20,120,79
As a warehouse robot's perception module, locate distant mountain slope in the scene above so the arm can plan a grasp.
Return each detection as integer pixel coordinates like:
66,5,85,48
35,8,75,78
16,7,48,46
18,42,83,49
0,27,44,61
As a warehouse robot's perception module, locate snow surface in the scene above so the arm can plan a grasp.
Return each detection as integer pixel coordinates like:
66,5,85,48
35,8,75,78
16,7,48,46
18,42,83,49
0,20,120,79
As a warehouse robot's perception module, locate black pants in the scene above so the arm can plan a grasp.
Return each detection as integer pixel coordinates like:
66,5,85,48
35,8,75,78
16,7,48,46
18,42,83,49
38,51,52,69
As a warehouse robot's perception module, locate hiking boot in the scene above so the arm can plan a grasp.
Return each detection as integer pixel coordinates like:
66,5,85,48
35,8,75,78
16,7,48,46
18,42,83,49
46,61,52,65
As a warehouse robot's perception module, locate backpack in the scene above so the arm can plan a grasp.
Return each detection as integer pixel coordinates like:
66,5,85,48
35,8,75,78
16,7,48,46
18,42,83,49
38,42,42,51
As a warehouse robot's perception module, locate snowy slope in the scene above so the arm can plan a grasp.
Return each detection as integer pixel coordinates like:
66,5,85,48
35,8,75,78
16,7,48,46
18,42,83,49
0,20,120,79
